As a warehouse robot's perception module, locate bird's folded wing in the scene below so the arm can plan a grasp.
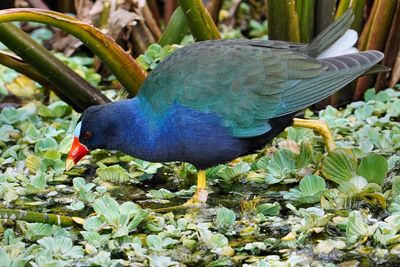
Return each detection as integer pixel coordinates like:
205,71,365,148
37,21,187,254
138,41,382,138
278,51,384,116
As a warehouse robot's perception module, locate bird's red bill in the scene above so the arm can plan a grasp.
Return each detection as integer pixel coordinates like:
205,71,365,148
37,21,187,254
66,136,89,170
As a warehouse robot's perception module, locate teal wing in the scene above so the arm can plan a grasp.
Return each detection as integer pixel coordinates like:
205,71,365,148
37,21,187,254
137,40,382,138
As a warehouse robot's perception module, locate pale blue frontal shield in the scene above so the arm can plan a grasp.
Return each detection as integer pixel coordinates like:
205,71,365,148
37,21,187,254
74,121,82,137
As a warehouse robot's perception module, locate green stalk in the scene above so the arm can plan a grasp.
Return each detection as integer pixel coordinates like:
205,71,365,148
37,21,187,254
313,0,336,108
0,208,80,226
267,0,300,42
314,0,336,36
267,0,290,41
390,51,400,88
336,0,366,32
0,8,147,96
97,0,111,29
178,0,221,41
206,0,223,23
330,0,367,106
336,0,351,18
296,0,315,42
158,7,189,46
357,3,377,51
0,23,110,112
355,0,397,100
375,2,400,90
0,51,53,89
360,0,397,50
350,0,367,33
288,0,300,42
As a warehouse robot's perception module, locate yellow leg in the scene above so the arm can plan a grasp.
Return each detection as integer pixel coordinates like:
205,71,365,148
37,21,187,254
183,170,208,206
292,118,336,152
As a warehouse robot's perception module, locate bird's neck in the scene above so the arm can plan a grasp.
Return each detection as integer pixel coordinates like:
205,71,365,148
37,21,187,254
109,98,175,161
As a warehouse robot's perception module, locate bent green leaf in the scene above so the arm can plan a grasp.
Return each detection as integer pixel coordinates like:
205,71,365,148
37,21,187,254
0,8,147,96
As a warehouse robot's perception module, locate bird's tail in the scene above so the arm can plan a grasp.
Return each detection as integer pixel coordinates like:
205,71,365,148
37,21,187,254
280,51,384,115
302,10,355,58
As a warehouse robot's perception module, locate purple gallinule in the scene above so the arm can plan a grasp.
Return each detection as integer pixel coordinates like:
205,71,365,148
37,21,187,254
66,10,384,207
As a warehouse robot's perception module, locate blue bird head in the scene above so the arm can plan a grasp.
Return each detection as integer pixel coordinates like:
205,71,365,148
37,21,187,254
66,100,138,170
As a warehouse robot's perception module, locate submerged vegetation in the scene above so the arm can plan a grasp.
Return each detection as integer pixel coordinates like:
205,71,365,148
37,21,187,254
0,0,399,266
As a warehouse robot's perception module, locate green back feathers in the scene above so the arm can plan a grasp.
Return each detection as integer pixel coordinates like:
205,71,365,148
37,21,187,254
138,11,383,138
138,40,324,137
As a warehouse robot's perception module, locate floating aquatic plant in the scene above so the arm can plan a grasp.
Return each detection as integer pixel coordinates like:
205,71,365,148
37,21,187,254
0,39,399,265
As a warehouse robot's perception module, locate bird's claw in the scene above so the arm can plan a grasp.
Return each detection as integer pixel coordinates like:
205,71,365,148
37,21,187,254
183,188,208,207
151,188,208,213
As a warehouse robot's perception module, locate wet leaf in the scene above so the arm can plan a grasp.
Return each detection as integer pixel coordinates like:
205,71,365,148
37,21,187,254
93,195,120,226
216,162,250,183
321,189,350,210
25,223,53,241
34,137,58,153
25,154,40,173
0,125,14,142
37,101,70,118
146,235,164,252
210,233,229,249
256,202,281,216
296,141,314,168
270,149,296,173
0,106,28,124
322,148,357,184
66,200,85,211
314,239,346,254
284,175,326,204
392,176,400,197
5,75,38,98
37,236,84,259
83,217,104,232
215,207,236,231
357,153,388,184
346,211,370,240
286,127,315,142
299,175,326,196
389,195,400,214
96,163,131,183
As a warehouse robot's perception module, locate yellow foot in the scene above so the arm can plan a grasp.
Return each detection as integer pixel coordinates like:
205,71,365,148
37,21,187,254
183,188,208,206
151,170,208,213
292,118,336,152
151,189,208,213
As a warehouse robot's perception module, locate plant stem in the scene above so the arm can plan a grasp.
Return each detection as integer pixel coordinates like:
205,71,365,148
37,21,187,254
336,0,367,32
288,0,300,42
0,51,53,90
267,0,300,42
355,0,397,99
207,0,223,24
0,8,147,97
158,7,189,46
0,23,110,112
314,0,336,36
297,0,315,43
178,0,221,41
336,0,351,19
313,0,336,108
0,208,80,226
267,0,290,41
351,0,367,33
375,2,400,90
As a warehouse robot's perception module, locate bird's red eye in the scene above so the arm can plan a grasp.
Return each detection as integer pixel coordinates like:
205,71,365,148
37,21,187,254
82,131,92,139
